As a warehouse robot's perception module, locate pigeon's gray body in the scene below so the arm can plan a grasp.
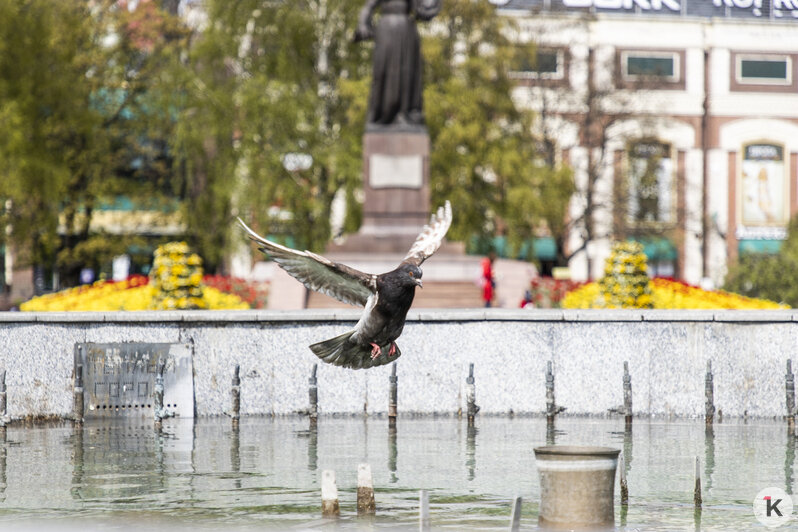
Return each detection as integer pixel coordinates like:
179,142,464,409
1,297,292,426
238,201,452,369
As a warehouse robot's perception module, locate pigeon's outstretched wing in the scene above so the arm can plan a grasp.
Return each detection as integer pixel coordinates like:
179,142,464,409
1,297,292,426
238,218,376,307
402,201,452,267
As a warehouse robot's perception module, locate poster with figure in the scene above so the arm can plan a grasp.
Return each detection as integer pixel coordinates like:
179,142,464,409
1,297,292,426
628,141,673,223
741,143,787,227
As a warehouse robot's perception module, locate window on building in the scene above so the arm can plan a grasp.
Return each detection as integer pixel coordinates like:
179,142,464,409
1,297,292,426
626,140,674,224
511,48,564,80
736,55,791,85
621,52,679,82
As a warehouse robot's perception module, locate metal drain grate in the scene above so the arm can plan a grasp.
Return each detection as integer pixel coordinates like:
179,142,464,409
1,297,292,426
75,342,194,419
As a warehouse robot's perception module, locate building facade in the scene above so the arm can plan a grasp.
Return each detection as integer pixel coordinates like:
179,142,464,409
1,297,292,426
500,0,798,285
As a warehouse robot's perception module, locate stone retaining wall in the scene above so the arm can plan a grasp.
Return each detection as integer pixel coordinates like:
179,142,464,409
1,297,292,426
0,309,795,419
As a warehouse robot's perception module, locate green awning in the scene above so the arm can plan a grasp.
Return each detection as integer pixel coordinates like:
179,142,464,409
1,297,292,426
630,237,677,261
739,239,782,255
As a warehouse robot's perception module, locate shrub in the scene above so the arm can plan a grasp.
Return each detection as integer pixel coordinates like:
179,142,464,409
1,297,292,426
598,241,654,309
149,242,206,310
724,217,798,307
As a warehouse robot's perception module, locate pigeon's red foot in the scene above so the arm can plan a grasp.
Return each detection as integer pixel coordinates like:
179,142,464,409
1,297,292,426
369,342,382,359
388,342,397,357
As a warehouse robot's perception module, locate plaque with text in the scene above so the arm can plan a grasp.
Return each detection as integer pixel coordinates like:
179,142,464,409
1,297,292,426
369,154,423,189
75,342,194,419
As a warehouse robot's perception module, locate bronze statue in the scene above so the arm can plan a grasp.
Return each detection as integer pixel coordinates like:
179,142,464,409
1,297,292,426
355,0,442,130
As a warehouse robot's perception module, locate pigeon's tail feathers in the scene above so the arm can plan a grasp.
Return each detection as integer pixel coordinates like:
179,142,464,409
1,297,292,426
310,332,401,370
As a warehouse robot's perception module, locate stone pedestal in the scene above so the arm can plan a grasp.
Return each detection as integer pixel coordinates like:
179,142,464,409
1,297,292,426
331,131,431,253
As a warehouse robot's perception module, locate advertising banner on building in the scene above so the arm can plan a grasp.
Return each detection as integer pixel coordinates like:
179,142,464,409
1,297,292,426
740,143,787,228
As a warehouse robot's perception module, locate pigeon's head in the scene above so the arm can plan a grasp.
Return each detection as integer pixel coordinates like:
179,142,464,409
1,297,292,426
399,263,423,288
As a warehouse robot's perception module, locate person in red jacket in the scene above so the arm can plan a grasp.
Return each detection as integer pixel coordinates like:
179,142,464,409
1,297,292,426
481,251,496,308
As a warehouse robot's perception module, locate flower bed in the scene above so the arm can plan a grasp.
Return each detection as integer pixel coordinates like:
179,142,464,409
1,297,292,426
524,277,585,308
20,275,253,312
203,274,268,309
562,277,787,310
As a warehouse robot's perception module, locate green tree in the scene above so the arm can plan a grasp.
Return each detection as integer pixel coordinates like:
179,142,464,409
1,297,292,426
0,1,189,286
423,0,573,256
724,217,798,306
175,0,368,261
188,0,573,260
0,0,97,281
58,1,189,283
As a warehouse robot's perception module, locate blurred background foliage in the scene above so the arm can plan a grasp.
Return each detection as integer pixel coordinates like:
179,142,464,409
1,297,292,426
0,0,572,289
724,216,798,307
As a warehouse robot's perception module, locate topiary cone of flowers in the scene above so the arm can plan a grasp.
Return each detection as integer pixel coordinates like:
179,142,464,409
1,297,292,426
598,241,654,309
149,242,207,310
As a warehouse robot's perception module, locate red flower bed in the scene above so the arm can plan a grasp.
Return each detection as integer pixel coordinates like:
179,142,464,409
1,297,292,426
202,275,269,309
523,277,585,308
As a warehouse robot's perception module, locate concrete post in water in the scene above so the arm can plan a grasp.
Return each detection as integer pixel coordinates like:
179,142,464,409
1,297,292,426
619,452,628,506
321,469,340,518
546,361,555,422
308,364,318,425
705,361,714,426
231,364,241,428
466,363,479,425
73,363,84,424
154,360,165,430
545,361,565,422
0,370,6,430
623,361,632,427
357,463,376,516
535,445,620,530
419,490,430,532
787,360,795,430
509,495,522,532
388,363,398,427
694,456,702,509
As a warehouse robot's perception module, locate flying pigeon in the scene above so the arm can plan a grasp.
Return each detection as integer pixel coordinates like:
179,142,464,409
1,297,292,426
238,201,452,369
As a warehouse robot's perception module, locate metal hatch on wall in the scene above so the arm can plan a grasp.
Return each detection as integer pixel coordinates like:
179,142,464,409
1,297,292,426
75,342,194,419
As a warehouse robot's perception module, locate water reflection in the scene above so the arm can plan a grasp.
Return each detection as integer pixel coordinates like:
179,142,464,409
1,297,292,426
623,425,633,478
70,425,83,501
231,425,241,489
0,417,795,531
704,425,715,492
388,424,397,482
308,423,318,472
786,428,795,495
0,427,6,503
295,420,318,472
466,424,477,481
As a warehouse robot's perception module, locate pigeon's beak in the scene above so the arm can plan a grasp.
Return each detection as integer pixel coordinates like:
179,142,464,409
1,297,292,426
415,278,423,288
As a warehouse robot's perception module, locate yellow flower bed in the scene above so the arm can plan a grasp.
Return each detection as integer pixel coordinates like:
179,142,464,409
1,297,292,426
563,278,787,310
20,276,250,312
650,278,787,310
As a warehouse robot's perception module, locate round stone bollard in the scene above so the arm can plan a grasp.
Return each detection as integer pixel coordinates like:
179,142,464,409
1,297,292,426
535,445,620,531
